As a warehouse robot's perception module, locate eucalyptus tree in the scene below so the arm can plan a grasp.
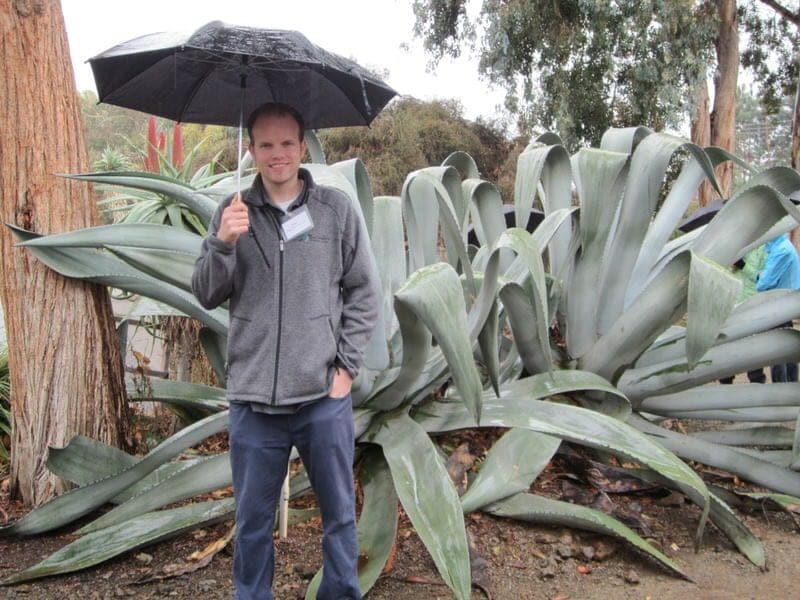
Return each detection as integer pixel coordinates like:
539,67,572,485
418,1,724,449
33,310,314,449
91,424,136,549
412,0,717,150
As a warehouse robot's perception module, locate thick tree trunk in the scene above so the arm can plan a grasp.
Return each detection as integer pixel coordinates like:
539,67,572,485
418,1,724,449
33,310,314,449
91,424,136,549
710,0,739,199
0,0,128,506
691,78,714,206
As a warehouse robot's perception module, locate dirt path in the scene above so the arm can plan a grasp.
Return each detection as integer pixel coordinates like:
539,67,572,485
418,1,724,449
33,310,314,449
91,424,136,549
1,500,798,599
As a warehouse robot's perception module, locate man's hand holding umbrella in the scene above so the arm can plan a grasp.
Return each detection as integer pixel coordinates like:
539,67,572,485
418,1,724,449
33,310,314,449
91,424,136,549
216,194,249,245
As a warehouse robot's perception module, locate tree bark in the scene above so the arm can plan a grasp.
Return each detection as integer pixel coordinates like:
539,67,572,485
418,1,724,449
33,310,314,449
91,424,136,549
710,0,739,199
691,78,714,206
0,0,128,506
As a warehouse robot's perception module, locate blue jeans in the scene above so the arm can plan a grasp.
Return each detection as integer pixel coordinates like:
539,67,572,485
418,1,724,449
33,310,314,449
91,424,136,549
229,396,361,600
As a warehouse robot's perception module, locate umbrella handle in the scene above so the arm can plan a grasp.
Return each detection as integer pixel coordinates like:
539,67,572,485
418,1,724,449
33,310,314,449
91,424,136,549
236,64,248,195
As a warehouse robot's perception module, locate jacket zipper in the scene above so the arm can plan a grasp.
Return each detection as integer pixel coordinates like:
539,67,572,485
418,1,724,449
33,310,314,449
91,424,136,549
271,238,285,404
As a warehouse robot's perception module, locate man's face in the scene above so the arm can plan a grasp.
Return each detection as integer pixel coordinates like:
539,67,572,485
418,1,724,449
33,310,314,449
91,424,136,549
248,114,307,189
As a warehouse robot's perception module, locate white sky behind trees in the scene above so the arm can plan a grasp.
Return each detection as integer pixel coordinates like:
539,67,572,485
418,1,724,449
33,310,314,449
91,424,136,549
62,0,507,124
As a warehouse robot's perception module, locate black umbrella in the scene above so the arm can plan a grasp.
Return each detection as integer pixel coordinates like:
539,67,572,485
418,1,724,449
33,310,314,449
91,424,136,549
678,198,726,233
89,21,397,130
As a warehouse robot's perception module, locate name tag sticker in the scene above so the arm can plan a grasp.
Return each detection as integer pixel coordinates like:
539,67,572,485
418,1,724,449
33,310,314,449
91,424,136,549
280,205,314,241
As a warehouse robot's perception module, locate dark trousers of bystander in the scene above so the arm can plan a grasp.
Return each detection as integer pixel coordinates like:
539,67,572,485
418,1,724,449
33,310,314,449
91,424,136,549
770,322,798,383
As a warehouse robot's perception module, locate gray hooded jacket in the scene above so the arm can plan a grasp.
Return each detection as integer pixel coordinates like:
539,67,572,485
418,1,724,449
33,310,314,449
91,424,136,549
191,168,380,409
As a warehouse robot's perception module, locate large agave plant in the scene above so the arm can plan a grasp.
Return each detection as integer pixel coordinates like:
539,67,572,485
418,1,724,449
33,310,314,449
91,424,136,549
3,127,800,599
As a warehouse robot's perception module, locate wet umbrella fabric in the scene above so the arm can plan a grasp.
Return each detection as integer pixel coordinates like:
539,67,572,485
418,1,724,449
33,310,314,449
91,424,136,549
88,21,397,130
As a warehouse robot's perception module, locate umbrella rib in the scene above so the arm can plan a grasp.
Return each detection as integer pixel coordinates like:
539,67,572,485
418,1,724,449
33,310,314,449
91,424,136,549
176,56,219,124
310,65,371,127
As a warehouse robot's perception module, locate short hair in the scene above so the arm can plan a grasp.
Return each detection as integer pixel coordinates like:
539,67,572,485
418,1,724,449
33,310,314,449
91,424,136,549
247,103,305,142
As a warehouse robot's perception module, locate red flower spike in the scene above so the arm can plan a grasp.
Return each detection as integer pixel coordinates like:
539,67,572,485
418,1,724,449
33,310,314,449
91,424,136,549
172,124,184,170
146,116,158,172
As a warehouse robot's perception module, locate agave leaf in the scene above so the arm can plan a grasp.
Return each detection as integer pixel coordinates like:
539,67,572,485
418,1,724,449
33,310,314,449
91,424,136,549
626,150,733,304
106,245,196,292
46,436,137,485
304,130,326,165
365,412,471,600
65,171,217,223
397,263,482,422
465,179,506,249
370,196,406,353
420,166,469,231
17,223,202,255
499,281,551,376
736,491,800,511
514,144,572,277
0,499,235,585
0,411,229,537
443,151,481,180
10,226,228,335
640,384,800,414
485,492,685,577
404,171,474,286
636,289,800,368
737,165,800,198
305,448,398,599
460,429,561,514
630,414,800,497
685,254,740,369
630,468,765,568
621,329,800,403
581,251,691,382
653,407,800,422
330,158,374,237
415,378,709,545
44,437,211,505
567,148,629,358
692,185,800,265
691,426,794,447
77,453,231,534
477,297,500,395
199,327,228,386
599,126,654,153
598,134,719,333
494,229,551,370
127,377,227,410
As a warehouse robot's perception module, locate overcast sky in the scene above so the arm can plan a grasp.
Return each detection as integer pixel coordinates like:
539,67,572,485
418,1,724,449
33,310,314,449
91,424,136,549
62,0,507,123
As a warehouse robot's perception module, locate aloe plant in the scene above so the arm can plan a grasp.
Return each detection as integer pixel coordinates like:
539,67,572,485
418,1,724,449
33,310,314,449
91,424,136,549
90,119,239,234
3,127,800,599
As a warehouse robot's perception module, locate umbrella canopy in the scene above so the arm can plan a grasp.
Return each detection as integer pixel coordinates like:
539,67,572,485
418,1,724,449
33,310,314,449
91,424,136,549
89,21,397,129
678,198,726,233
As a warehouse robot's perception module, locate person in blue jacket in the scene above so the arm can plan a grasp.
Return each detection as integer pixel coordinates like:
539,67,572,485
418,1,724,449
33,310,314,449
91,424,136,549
756,233,800,382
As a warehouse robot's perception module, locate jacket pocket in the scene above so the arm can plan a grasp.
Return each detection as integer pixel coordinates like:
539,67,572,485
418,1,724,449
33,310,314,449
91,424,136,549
279,313,337,399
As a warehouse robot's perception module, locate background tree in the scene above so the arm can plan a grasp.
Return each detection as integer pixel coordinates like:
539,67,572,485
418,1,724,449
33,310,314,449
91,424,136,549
0,0,128,505
320,97,513,197
742,0,800,169
412,0,717,150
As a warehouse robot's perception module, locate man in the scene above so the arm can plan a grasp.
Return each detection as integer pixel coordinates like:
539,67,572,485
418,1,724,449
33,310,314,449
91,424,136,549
192,102,379,599
756,233,800,382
